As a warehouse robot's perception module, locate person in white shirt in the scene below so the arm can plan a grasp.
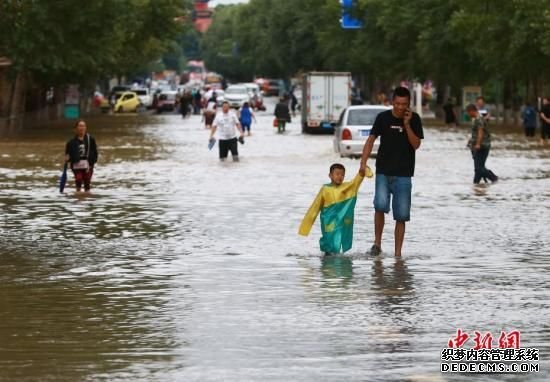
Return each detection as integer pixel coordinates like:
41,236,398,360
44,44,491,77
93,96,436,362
209,101,245,161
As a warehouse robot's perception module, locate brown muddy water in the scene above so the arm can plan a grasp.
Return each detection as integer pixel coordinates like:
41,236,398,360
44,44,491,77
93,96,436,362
0,104,549,381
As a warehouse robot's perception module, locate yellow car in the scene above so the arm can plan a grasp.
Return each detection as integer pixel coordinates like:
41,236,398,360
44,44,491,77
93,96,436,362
114,91,142,113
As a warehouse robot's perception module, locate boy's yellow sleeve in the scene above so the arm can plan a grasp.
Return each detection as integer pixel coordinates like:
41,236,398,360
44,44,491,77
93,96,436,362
350,166,372,192
298,188,324,236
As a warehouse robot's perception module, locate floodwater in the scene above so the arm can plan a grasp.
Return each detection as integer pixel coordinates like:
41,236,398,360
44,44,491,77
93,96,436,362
0,100,549,382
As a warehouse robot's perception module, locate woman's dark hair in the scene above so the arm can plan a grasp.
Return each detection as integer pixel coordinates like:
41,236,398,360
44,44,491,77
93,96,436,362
329,163,345,173
74,119,86,128
392,86,411,100
243,102,249,108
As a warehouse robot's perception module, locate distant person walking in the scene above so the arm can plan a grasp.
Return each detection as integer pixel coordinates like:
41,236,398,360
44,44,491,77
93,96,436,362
203,98,217,129
290,88,299,117
65,120,98,192
359,86,424,257
193,88,202,115
180,90,193,118
466,104,498,184
539,97,550,145
238,102,256,136
521,102,537,138
209,101,244,162
274,97,291,133
442,98,459,127
475,96,491,121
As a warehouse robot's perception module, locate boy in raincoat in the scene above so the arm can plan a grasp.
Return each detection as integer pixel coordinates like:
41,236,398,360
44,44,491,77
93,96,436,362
299,163,373,254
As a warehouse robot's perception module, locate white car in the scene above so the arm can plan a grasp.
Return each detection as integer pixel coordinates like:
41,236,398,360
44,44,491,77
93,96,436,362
224,85,250,108
333,105,391,158
134,88,153,108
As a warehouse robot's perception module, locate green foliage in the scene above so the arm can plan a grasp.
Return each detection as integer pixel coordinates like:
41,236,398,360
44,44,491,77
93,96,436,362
201,0,550,98
0,0,189,86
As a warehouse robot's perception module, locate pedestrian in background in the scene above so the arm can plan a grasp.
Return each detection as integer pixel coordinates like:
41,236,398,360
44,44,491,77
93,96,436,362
539,97,550,145
203,98,217,129
290,88,298,117
475,96,491,121
65,120,98,192
359,86,424,257
193,88,202,115
180,90,193,118
238,102,256,136
442,98,459,128
521,101,537,138
274,97,291,133
466,104,498,184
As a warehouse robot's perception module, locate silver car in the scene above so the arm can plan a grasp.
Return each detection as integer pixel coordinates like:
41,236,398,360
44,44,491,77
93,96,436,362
224,85,250,108
333,105,391,158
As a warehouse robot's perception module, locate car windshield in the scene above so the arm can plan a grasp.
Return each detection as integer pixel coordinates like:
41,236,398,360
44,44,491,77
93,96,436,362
112,86,129,93
135,90,147,96
347,109,384,126
226,87,247,95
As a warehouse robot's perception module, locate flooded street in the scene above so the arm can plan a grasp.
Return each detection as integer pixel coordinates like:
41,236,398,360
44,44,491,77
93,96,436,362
1,100,549,382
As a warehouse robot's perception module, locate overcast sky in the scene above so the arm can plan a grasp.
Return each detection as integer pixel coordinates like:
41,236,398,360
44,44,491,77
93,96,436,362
210,0,249,6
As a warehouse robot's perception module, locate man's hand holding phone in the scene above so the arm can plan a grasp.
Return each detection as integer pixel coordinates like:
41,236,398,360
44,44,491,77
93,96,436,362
404,108,413,126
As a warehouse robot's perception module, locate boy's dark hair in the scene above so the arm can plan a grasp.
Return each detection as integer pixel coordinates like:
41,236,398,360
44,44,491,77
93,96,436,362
329,163,345,173
222,100,229,105
466,104,478,112
392,86,411,100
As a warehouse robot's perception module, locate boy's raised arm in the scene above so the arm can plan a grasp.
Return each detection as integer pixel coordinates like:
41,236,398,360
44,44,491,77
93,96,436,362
298,188,324,236
351,166,373,192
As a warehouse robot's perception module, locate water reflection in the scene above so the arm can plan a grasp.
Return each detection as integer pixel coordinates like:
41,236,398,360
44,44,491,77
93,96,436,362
320,255,354,286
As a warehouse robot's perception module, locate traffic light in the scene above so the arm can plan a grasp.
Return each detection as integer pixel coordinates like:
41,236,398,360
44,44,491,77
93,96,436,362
340,0,363,29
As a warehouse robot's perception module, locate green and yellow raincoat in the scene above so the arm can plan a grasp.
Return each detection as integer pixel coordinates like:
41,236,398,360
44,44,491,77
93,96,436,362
299,170,371,253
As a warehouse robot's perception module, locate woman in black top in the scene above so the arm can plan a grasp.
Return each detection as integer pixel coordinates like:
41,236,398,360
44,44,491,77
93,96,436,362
65,120,98,192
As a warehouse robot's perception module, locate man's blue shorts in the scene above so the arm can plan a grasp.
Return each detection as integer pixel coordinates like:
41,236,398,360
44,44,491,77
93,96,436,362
373,174,412,222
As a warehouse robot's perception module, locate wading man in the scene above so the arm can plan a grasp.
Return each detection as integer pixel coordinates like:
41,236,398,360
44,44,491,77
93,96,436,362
359,87,424,257
209,101,244,162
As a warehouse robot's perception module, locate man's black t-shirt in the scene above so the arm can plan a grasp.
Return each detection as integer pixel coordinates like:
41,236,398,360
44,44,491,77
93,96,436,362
370,110,424,177
541,104,550,127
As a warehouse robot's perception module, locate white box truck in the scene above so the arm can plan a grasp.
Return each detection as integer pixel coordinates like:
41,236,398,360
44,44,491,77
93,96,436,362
301,72,351,134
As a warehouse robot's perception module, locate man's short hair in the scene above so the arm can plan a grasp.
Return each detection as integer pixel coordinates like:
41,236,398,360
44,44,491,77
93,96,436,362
392,86,411,100
222,101,229,105
329,163,345,173
476,96,485,102
466,104,478,112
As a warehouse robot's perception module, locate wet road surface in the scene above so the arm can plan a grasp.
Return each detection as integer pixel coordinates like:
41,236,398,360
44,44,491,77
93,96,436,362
0,101,549,381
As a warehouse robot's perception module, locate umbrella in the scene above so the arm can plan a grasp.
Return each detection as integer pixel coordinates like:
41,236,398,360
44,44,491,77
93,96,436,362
59,162,68,193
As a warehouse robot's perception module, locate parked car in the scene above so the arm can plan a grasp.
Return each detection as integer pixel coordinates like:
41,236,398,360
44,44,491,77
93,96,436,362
156,91,178,113
224,85,249,108
114,91,142,113
134,88,153,109
333,105,391,158
109,85,130,105
243,82,265,111
263,79,284,97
